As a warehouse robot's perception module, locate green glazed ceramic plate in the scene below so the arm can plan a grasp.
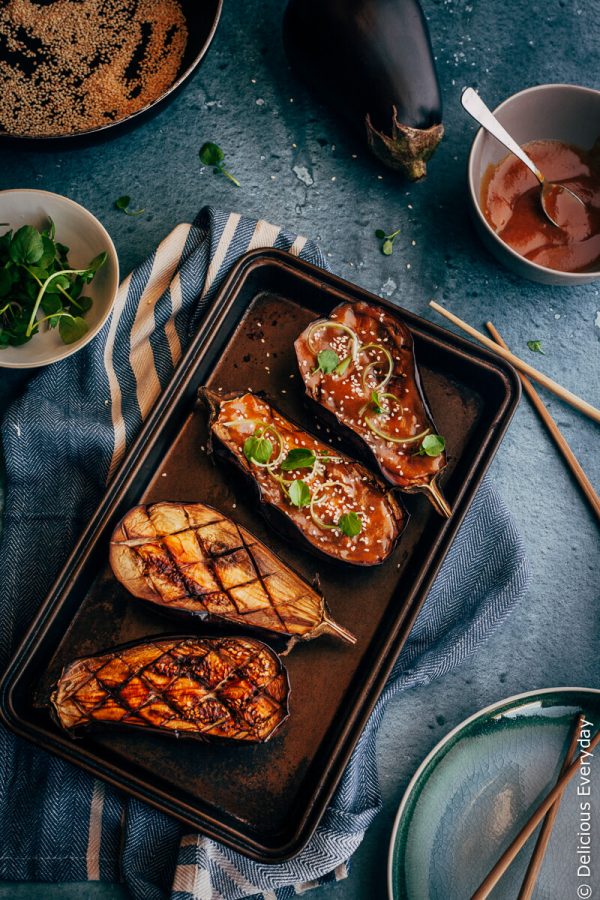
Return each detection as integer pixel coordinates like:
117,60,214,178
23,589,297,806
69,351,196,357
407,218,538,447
388,688,600,899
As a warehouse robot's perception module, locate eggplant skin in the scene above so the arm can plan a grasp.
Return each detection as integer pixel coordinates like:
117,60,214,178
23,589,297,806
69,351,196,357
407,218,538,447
295,303,450,516
51,636,290,743
110,501,355,645
202,390,407,567
283,0,443,180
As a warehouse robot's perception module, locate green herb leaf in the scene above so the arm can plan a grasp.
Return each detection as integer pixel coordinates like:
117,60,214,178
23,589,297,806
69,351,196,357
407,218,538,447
376,226,401,256
59,315,88,345
199,142,240,187
288,479,311,508
370,390,383,414
9,225,44,265
280,448,316,471
0,268,11,298
338,511,362,537
527,339,545,355
419,434,446,457
44,274,70,294
314,348,339,374
85,251,108,276
41,293,62,315
199,142,225,166
115,196,145,217
334,356,351,376
39,236,57,269
243,434,273,465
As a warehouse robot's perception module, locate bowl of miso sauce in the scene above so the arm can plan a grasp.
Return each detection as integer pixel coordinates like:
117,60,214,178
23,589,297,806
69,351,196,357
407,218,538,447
467,84,600,285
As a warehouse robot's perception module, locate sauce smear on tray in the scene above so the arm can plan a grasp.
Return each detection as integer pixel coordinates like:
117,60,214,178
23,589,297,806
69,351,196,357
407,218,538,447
482,139,600,272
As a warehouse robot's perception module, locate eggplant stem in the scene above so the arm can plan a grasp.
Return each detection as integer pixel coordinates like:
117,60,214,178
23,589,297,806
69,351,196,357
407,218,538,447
321,615,357,645
421,478,452,518
366,109,444,181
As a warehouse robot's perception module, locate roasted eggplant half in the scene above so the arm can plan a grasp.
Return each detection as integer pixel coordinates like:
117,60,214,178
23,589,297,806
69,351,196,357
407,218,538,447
203,390,406,566
110,502,355,645
295,302,451,517
51,636,290,743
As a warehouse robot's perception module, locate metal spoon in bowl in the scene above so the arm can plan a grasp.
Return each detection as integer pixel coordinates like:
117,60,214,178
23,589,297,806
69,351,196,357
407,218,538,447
461,88,590,238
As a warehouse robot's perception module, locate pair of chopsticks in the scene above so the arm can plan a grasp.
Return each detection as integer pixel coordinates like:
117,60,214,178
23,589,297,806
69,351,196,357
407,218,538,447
472,715,599,899
430,301,600,520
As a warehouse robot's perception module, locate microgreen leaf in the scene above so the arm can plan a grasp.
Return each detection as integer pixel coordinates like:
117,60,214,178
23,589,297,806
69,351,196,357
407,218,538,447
314,348,339,374
370,390,383,414
338,512,362,537
243,434,273,465
418,434,446,457
84,251,108,276
280,448,316,471
199,142,240,187
58,315,89,345
527,339,545,355
9,226,44,265
376,227,401,256
334,356,351,376
115,196,145,217
288,479,311,508
199,142,224,166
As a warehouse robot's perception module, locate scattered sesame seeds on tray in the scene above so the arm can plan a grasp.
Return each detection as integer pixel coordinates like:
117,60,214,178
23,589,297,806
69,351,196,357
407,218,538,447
0,0,188,137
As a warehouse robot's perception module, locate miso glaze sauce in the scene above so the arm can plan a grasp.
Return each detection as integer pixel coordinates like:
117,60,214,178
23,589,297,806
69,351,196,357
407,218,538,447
482,139,600,273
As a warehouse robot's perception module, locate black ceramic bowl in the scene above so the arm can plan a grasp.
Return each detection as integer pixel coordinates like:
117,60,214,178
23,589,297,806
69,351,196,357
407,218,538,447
0,0,222,145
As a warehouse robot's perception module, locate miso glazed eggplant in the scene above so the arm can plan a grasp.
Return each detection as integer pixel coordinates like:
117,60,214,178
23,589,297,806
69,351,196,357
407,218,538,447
110,502,355,645
203,390,406,566
51,636,290,743
295,303,451,517
283,0,443,180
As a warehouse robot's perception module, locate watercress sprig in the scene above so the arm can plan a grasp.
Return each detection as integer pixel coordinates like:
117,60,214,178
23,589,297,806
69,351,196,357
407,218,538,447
375,227,401,256
416,434,446,457
0,221,106,348
527,339,545,355
199,142,240,187
115,195,145,217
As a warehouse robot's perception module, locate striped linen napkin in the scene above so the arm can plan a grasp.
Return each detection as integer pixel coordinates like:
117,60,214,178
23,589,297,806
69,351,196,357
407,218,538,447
0,207,530,900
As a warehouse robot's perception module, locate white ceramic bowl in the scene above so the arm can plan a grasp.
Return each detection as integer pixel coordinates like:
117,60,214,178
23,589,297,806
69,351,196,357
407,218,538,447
0,189,119,368
467,83,600,285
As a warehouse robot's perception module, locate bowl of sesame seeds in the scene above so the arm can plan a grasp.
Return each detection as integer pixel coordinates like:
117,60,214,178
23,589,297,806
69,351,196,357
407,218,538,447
0,0,223,142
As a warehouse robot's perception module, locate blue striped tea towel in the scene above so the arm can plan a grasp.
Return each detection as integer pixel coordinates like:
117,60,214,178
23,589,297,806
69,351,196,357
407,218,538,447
0,207,530,900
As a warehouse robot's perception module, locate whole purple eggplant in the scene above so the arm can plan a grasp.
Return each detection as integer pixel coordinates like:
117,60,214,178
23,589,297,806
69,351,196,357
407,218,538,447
283,0,443,180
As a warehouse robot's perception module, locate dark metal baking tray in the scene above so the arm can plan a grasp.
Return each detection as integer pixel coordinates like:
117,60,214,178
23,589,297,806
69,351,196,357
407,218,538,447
0,249,520,862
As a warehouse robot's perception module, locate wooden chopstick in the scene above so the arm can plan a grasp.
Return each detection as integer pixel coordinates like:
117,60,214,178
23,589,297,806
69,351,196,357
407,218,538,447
471,728,600,900
517,713,585,900
429,300,600,425
486,323,600,521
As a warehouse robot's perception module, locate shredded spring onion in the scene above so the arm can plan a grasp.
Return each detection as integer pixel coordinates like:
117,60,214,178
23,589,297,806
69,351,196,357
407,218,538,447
309,480,348,530
359,343,393,390
365,421,431,445
307,320,360,362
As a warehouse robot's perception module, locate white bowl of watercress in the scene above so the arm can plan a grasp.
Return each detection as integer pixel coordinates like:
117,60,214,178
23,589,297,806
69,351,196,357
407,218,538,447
0,189,119,368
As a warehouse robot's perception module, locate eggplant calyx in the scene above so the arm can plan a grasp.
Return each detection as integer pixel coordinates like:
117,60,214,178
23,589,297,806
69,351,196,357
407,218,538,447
366,108,444,181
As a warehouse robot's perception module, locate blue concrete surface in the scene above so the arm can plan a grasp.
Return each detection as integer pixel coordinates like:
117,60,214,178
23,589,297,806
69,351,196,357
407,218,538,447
0,0,598,897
